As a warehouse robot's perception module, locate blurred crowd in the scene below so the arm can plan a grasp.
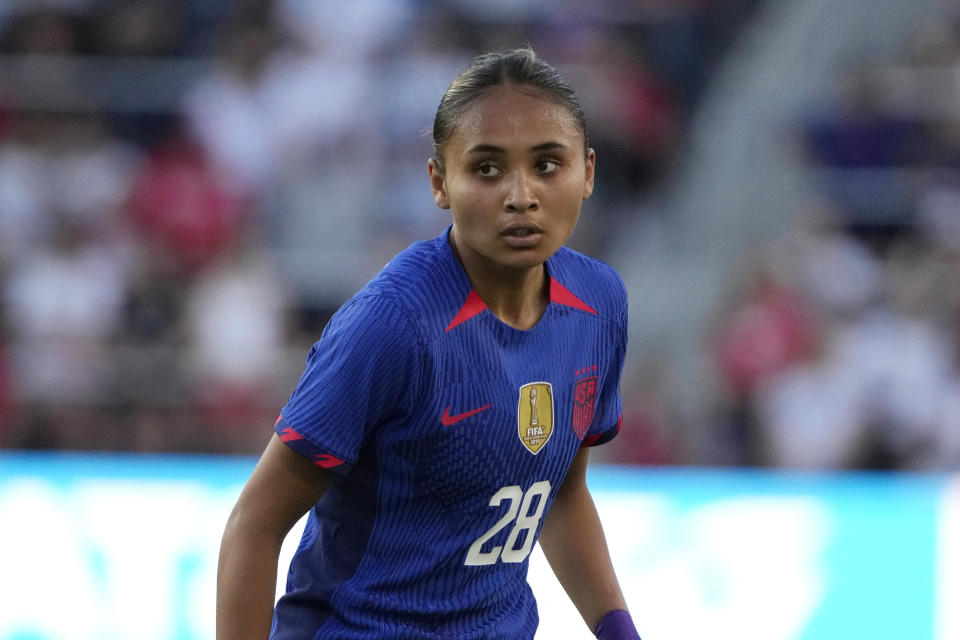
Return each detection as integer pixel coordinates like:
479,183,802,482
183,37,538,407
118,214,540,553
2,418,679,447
0,0,756,455
695,7,960,471
4,1,957,473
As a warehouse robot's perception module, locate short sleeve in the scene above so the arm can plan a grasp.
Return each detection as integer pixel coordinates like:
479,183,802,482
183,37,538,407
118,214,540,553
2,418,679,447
582,288,627,448
276,294,420,475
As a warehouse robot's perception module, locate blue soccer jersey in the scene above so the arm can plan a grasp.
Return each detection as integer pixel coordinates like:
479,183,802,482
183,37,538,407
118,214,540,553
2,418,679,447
271,228,627,640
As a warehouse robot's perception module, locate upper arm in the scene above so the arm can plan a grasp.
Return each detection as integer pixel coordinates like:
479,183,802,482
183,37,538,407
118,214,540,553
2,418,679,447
555,447,590,503
227,434,337,542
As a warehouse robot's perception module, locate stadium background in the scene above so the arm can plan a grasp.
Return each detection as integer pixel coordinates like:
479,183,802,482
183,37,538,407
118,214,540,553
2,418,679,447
0,0,958,638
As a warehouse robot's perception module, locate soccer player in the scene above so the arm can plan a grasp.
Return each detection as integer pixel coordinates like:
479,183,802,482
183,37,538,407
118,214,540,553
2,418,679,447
217,48,641,640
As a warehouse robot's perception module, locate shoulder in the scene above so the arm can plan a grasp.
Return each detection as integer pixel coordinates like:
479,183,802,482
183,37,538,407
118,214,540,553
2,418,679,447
548,246,627,322
322,236,453,346
312,291,422,367
366,234,451,295
351,231,468,336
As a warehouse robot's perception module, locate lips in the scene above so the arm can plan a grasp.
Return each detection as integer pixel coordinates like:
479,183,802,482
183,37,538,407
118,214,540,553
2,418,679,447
501,224,544,248
502,223,543,237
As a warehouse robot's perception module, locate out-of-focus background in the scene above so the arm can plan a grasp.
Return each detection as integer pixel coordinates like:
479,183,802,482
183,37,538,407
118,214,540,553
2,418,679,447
1,0,959,638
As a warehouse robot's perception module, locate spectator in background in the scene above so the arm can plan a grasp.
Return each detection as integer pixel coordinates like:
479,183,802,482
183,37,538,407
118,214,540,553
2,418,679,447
374,14,473,245
836,237,957,469
597,353,679,466
0,114,53,268
47,114,141,232
185,230,289,453
712,255,817,465
754,326,867,469
124,133,245,274
3,216,128,408
803,67,917,168
0,340,11,445
182,20,278,199
777,204,884,319
561,30,682,255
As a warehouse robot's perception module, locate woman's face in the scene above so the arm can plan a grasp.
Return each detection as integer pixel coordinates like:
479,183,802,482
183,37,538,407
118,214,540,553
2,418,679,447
429,84,595,274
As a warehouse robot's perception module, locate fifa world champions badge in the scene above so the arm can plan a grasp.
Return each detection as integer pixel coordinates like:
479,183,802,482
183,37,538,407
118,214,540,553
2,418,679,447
572,376,598,440
517,382,554,454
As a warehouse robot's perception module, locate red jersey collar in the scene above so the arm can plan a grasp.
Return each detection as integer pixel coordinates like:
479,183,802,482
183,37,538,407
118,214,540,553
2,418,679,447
445,278,597,332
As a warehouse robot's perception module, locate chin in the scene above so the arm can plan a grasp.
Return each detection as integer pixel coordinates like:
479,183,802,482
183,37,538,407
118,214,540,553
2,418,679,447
497,248,552,270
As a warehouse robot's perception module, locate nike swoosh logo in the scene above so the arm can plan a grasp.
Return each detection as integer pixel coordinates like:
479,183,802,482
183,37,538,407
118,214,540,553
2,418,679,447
441,404,493,426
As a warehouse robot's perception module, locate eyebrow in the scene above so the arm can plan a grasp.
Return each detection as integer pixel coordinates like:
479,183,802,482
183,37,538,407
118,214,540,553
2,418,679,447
465,141,569,155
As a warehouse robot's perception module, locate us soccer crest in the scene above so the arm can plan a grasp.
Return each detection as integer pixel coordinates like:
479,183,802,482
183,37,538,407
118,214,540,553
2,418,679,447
517,382,554,454
572,377,598,440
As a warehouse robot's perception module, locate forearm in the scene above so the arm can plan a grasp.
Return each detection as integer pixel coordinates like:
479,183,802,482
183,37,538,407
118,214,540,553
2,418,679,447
216,509,284,640
216,434,334,639
538,479,627,630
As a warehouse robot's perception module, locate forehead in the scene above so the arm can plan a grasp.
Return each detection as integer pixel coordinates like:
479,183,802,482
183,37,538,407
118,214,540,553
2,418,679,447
448,85,582,152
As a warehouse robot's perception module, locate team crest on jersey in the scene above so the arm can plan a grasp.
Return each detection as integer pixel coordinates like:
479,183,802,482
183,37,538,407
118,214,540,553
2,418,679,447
572,376,598,440
517,382,554,454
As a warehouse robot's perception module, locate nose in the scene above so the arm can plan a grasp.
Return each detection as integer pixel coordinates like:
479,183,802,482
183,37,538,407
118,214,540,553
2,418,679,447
504,170,539,213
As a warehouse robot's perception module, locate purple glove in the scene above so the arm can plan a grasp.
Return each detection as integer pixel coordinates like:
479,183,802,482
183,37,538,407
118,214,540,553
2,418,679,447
594,609,641,640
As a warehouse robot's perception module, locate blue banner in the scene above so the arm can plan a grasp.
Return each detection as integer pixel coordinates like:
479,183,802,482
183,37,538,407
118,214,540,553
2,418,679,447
0,453,954,640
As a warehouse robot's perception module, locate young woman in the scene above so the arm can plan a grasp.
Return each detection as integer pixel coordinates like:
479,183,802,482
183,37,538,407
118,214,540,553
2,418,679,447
217,48,641,640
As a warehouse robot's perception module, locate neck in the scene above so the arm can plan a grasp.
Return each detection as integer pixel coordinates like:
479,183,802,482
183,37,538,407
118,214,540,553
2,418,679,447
450,236,549,331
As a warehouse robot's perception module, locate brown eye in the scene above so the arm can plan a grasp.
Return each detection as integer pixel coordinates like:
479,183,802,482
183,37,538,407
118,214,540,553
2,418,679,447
476,163,502,177
536,159,559,174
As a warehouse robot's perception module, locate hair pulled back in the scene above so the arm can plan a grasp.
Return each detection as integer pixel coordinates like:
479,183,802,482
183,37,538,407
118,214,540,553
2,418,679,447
431,48,589,165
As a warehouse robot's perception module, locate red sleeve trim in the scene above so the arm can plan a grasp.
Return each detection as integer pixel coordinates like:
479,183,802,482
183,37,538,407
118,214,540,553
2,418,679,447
313,453,345,469
273,416,352,475
278,426,304,443
582,415,622,447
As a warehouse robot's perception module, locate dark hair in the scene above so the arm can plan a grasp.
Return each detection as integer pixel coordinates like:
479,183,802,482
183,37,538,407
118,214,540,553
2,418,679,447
431,48,589,165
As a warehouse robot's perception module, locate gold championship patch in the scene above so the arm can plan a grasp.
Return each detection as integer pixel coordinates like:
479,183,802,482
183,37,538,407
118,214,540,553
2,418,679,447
517,382,554,454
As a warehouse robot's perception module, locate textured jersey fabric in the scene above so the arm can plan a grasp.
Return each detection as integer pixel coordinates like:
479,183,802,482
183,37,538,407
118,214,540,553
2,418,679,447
271,228,628,640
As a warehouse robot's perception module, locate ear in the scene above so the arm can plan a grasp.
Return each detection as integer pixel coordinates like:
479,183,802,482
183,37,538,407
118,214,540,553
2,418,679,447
428,158,450,209
581,148,596,201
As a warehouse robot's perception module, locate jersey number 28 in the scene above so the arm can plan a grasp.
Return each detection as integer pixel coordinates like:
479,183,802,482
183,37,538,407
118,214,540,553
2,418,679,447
464,480,551,566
